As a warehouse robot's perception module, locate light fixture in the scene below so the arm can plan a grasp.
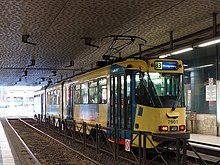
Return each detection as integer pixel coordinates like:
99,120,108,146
81,37,99,48
50,71,57,77
65,60,74,68
158,45,193,58
159,54,171,58
185,63,214,71
24,70,28,76
197,36,220,47
22,34,36,45
171,47,193,55
27,59,35,67
196,64,214,69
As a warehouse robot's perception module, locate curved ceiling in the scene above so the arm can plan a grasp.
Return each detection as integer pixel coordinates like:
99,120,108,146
1,0,220,86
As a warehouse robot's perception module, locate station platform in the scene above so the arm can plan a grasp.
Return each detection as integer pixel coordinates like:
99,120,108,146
190,133,220,147
189,133,220,156
0,119,15,165
0,117,39,165
0,116,220,164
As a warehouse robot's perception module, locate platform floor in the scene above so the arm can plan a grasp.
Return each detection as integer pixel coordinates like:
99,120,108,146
0,120,15,165
190,133,220,146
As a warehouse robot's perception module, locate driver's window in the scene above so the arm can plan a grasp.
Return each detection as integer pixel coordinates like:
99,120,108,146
135,72,152,106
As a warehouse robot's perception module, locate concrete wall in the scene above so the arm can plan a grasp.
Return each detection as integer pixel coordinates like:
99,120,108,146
186,114,217,136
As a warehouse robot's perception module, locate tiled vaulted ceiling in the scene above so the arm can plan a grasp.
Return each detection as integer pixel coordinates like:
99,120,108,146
1,0,220,86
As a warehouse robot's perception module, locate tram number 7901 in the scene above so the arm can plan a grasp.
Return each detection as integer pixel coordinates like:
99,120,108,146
168,120,178,124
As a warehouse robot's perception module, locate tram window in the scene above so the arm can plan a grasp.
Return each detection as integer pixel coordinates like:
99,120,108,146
110,77,114,126
120,75,125,129
89,81,98,103
47,92,52,104
114,77,118,125
81,82,88,103
47,90,60,105
149,73,180,97
135,72,153,106
54,93,57,105
56,90,60,105
148,73,183,107
74,84,81,104
98,78,107,104
99,78,107,85
126,75,132,130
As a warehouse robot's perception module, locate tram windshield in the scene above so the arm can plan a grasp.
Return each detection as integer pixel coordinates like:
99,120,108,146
135,72,184,108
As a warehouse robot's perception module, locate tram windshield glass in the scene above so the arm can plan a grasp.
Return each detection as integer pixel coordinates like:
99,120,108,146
135,72,184,108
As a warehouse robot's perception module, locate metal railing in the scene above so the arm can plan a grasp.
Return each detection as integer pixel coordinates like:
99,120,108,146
36,116,195,165
186,140,220,165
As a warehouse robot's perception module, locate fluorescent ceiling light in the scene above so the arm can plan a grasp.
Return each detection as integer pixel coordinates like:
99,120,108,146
184,64,213,71
171,47,193,55
158,45,193,58
159,54,171,58
198,38,220,47
184,68,193,71
196,64,213,69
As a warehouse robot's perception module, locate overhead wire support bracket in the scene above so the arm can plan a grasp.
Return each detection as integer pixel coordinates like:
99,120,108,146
81,37,99,48
22,35,36,45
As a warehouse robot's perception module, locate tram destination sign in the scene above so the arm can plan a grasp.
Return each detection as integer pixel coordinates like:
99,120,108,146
154,61,178,70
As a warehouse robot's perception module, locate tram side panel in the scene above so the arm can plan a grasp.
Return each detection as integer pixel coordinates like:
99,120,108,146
72,78,109,127
34,92,41,118
34,88,46,119
63,80,74,120
45,83,63,121
67,67,110,130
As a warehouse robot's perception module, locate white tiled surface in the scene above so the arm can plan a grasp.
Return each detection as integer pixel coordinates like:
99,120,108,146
190,134,220,146
0,106,34,118
0,121,15,165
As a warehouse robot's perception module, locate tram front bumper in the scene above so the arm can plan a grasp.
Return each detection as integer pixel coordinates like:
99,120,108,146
152,132,190,142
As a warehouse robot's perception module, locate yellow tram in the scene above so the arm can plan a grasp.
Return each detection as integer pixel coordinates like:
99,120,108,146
36,58,189,148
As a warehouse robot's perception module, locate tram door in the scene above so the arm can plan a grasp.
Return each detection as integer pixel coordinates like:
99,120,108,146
110,72,132,140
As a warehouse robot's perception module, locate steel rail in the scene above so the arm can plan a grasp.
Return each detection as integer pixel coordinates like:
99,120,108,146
18,118,102,165
6,118,41,165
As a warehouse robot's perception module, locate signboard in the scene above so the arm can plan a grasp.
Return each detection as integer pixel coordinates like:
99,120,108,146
110,64,125,74
209,78,214,85
125,139,130,152
154,61,178,70
206,85,216,101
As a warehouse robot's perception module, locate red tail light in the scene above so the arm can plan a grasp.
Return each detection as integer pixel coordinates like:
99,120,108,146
159,126,168,131
179,125,185,131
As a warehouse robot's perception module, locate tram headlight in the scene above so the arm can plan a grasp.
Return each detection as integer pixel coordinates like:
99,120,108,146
159,126,168,131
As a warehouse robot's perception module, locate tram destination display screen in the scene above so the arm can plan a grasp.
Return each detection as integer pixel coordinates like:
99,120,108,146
154,61,178,70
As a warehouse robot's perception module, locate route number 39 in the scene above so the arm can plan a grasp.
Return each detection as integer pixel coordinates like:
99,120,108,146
154,62,162,70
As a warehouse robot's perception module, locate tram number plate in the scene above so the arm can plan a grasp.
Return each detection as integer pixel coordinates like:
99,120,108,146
168,120,178,124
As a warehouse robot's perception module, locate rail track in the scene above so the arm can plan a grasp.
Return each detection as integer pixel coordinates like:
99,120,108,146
7,118,101,165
